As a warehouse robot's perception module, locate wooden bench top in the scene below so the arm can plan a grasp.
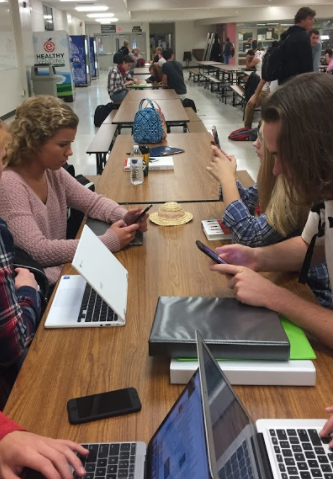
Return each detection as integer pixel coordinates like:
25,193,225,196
86,123,118,154
230,85,245,96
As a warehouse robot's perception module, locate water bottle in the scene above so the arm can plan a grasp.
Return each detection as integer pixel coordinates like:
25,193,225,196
130,145,144,185
139,144,149,177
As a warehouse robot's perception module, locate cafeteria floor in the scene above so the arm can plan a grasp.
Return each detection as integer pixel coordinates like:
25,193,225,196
66,70,260,182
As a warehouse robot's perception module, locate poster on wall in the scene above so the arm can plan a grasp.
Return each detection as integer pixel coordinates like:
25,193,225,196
70,35,91,86
33,30,75,101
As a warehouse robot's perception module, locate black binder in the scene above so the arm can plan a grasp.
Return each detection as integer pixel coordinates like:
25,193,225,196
149,297,290,361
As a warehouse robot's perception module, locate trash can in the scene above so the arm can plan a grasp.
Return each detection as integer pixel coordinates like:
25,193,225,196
31,64,58,97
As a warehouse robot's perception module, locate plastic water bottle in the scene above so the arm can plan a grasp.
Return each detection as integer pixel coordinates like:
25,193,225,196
130,145,144,185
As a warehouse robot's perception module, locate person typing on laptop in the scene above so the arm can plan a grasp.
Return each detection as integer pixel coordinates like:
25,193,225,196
0,96,148,287
208,73,333,351
0,411,88,479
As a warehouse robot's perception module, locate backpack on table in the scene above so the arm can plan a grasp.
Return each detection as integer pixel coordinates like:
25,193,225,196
133,98,167,144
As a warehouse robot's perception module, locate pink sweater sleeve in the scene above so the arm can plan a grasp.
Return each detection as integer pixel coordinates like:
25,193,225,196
0,170,128,284
0,412,25,441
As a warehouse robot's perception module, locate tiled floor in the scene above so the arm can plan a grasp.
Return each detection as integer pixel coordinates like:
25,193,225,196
11,70,261,182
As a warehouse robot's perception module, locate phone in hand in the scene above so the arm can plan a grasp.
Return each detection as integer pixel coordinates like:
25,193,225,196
196,240,229,264
211,125,221,150
133,204,153,223
67,387,142,424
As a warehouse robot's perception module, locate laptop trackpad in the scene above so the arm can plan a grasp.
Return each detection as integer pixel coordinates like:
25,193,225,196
53,287,83,307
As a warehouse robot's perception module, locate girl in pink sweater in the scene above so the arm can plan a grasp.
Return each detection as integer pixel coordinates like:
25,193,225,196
0,96,148,285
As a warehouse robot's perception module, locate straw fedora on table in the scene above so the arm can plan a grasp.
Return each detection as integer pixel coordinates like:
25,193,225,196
149,202,193,226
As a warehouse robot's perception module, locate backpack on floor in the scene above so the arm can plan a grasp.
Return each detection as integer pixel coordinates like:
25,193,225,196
228,127,258,141
182,98,197,112
94,103,113,127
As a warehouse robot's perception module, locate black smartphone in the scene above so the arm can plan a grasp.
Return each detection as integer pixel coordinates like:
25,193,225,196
67,387,142,424
196,240,229,264
212,125,221,150
133,204,153,223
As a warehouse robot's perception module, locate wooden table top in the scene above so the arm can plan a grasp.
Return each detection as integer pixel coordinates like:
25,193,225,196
126,89,179,101
97,133,219,203
5,200,331,444
113,99,188,125
196,61,221,66
214,64,243,72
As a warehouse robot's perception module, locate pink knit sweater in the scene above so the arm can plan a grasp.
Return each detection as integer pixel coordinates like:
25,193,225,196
0,168,128,284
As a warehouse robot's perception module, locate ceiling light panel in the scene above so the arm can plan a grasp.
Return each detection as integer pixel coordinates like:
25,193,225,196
75,5,108,11
87,12,114,17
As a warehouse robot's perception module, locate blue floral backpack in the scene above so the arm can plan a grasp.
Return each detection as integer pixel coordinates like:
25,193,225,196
133,98,166,144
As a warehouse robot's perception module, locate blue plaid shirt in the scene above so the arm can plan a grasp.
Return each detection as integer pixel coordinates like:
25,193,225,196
222,181,332,308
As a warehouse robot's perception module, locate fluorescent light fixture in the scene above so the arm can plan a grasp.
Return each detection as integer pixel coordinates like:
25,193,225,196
87,12,114,17
257,23,266,26
97,18,118,23
267,23,278,25
44,14,52,18
281,23,293,26
47,20,53,23
321,35,330,40
60,0,93,2
75,6,108,11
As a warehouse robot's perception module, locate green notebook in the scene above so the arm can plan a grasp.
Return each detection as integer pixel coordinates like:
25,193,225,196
177,315,316,362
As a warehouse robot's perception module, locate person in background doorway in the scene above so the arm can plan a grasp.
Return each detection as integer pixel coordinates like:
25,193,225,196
309,29,321,71
223,37,234,64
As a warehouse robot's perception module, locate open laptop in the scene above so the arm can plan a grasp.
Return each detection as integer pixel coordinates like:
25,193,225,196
44,225,128,328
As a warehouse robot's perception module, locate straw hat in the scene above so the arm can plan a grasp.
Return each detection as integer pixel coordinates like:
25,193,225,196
149,202,193,226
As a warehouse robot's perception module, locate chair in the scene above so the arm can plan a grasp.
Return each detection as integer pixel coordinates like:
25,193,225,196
183,51,192,68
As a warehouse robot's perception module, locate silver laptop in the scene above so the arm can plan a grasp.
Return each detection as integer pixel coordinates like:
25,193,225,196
196,331,330,479
44,225,128,328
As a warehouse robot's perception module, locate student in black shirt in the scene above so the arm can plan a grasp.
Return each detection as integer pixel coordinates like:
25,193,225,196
161,49,187,98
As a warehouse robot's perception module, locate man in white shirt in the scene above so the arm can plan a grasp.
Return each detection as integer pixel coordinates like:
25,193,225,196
209,72,333,350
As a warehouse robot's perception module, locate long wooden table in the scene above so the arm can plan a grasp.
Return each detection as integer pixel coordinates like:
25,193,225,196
125,89,179,101
5,200,332,444
98,133,220,204
112,99,189,130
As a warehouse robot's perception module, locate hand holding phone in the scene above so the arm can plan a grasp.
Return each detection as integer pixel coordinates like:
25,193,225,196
196,240,229,264
212,126,221,150
133,204,153,223
67,387,142,424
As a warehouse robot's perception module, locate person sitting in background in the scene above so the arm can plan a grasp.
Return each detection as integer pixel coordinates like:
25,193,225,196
157,51,166,68
152,46,162,63
0,96,148,287
206,122,332,308
146,64,162,84
325,48,333,72
107,55,138,103
0,411,88,479
0,121,41,410
208,73,333,351
161,48,187,98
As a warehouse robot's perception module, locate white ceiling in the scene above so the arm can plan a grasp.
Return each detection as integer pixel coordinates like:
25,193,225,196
46,0,333,26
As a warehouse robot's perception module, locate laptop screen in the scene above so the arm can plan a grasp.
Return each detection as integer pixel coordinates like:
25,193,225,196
199,336,265,479
147,370,211,479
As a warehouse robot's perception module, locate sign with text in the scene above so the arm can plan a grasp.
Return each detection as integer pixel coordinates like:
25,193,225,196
101,25,116,33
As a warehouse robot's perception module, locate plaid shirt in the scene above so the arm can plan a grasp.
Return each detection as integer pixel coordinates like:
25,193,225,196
107,66,133,95
222,181,332,308
0,218,41,409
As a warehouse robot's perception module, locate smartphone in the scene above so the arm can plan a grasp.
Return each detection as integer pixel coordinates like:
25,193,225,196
211,125,221,150
133,204,153,223
67,387,142,424
196,240,229,264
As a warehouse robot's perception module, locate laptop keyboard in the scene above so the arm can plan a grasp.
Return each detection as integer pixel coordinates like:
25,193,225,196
219,439,254,479
78,284,118,323
76,443,137,479
269,428,333,479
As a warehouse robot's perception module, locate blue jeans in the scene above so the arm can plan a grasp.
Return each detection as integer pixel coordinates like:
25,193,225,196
110,89,128,103
224,55,231,65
